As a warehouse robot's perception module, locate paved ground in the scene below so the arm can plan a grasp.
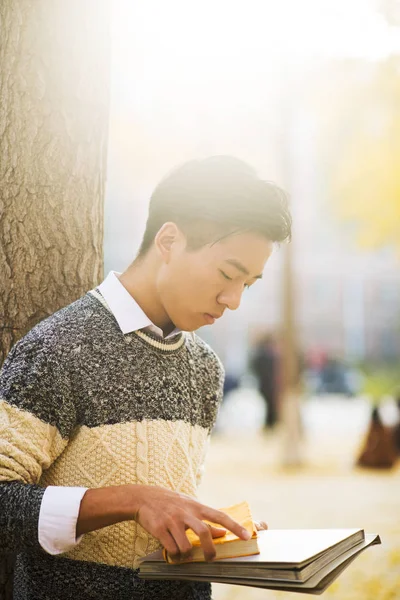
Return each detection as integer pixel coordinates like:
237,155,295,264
198,393,400,600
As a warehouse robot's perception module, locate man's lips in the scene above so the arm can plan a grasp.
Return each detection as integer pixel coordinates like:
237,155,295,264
204,313,222,324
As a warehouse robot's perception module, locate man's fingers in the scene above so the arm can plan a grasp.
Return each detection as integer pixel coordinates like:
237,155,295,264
202,508,251,541
255,520,268,531
185,515,216,561
208,524,227,538
158,530,181,560
167,522,193,560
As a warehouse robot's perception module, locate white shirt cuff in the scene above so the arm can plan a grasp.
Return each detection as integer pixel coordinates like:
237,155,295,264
38,486,88,555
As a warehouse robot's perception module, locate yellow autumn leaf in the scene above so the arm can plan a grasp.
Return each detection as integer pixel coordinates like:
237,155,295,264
313,57,400,254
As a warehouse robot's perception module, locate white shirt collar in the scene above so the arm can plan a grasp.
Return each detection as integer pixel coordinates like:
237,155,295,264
97,271,181,339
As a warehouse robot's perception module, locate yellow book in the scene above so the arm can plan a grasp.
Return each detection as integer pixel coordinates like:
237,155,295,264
163,501,259,564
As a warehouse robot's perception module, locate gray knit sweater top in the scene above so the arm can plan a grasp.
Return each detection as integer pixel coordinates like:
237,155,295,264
0,291,224,600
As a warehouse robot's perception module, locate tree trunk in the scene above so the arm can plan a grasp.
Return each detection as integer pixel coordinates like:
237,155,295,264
0,1,110,596
281,239,303,467
278,72,303,467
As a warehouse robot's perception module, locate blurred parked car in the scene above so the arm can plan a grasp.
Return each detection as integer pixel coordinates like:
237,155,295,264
304,357,362,397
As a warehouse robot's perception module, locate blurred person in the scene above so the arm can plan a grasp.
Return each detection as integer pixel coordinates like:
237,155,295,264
307,348,327,373
251,332,282,429
304,347,328,394
0,156,291,600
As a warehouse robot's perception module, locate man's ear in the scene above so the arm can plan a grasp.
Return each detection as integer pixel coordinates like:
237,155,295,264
155,222,182,263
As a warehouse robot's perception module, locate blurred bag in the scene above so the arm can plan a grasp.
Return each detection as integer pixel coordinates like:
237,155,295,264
356,407,398,469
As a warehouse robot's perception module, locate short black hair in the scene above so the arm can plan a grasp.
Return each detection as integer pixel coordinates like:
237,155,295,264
136,155,292,257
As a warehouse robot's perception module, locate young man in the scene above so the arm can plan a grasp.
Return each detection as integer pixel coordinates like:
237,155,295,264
0,156,292,600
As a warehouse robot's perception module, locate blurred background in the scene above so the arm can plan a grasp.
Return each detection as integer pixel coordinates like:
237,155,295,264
104,1,400,598
106,0,400,392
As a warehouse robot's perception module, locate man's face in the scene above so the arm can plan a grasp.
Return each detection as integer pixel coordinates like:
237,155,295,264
156,230,273,332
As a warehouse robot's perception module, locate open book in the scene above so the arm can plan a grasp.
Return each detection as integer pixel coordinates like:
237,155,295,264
138,529,381,594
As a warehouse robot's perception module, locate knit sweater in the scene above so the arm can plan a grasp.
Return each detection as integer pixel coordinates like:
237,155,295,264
0,291,224,600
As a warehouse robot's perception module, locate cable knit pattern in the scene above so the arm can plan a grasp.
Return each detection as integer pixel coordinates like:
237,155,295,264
0,291,224,600
0,401,68,483
134,419,151,562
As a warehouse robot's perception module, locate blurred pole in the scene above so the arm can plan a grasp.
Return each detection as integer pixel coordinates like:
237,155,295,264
280,232,303,466
279,68,303,467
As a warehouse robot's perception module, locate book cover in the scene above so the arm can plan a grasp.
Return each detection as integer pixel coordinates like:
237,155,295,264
162,501,259,564
152,528,365,582
139,533,381,594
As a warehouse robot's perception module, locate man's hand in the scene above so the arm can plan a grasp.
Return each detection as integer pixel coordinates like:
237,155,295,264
76,484,254,562
130,484,251,562
254,520,268,531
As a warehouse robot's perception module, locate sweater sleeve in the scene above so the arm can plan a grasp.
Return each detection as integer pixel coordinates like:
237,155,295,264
0,329,77,553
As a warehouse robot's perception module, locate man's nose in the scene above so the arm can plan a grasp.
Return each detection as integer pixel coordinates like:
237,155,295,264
217,287,243,311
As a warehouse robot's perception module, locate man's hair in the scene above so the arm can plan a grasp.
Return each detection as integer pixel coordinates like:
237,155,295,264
136,155,292,257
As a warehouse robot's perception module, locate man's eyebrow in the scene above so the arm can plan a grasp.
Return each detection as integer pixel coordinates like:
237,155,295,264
224,259,263,280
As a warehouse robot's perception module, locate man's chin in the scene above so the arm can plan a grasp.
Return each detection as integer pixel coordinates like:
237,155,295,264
172,315,203,333
179,323,199,333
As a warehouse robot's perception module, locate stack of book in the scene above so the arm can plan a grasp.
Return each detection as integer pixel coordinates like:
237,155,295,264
138,502,381,594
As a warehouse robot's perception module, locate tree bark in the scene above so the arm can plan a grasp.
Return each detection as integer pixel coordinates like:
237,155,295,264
0,1,110,596
0,0,110,362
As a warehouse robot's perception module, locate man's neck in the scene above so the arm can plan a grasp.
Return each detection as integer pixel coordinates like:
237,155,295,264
118,261,175,336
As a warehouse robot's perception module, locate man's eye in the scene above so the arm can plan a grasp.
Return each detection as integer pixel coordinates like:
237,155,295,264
220,270,252,289
219,270,232,281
